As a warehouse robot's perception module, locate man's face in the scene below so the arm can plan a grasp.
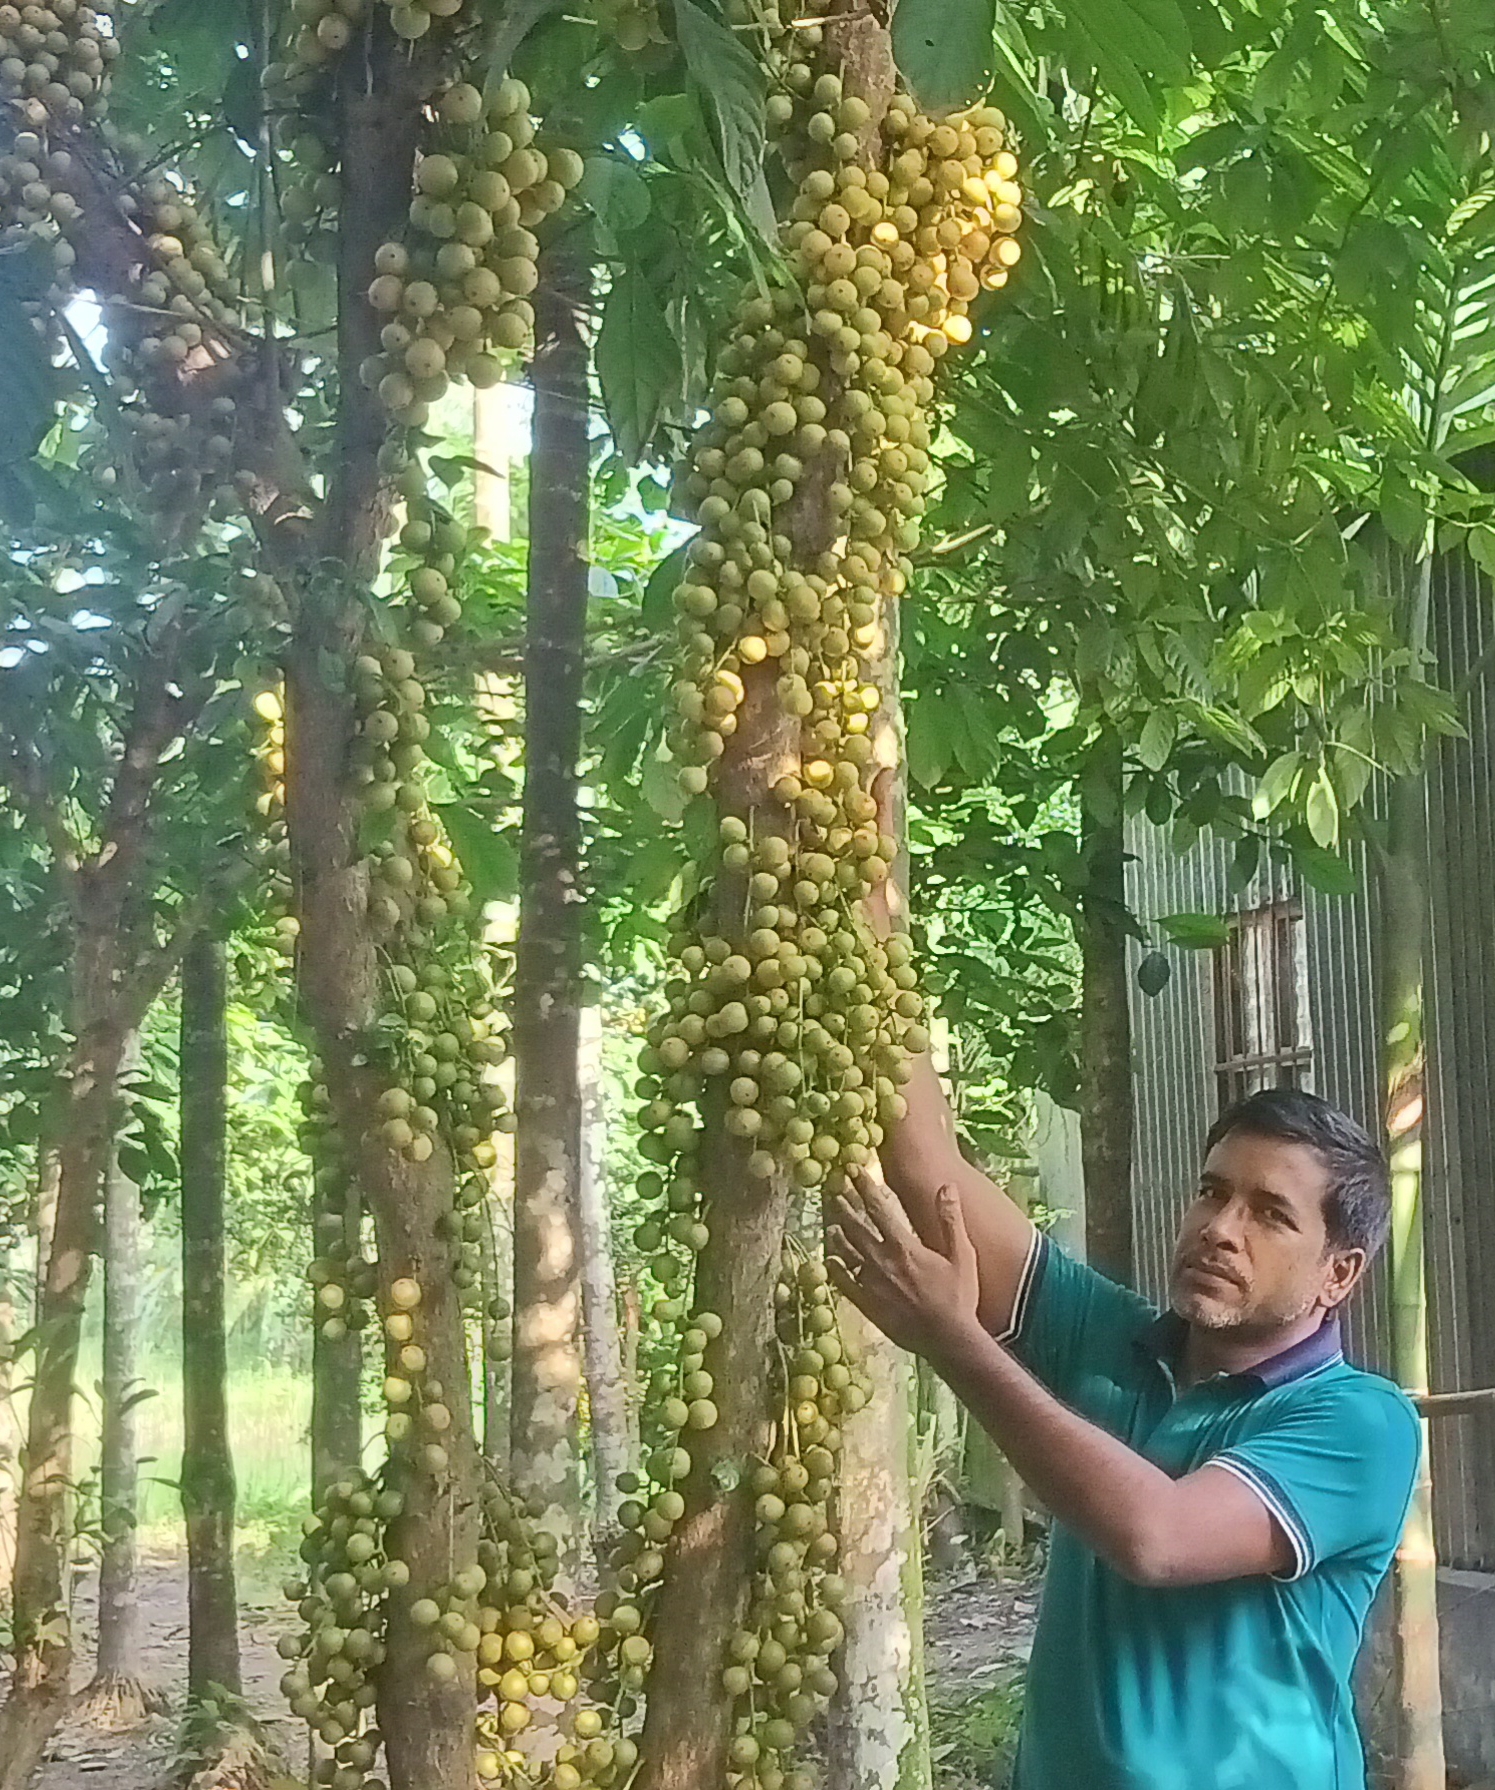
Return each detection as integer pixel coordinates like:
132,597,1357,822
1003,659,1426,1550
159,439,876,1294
1169,1129,1364,1336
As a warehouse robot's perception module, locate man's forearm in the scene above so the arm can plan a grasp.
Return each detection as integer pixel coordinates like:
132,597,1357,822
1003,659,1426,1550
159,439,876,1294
923,1314,1183,1582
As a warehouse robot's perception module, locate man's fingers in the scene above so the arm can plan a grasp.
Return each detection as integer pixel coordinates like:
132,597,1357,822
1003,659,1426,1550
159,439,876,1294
853,1170,917,1240
831,1196,885,1259
826,1252,869,1311
937,1182,973,1260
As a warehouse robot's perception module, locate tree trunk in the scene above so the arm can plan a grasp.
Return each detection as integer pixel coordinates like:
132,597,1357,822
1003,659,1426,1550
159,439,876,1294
0,933,130,1788
474,385,515,544
576,1005,631,1556
179,936,243,1703
78,1035,166,1725
826,1308,931,1790
280,37,479,1790
639,14,904,1781
1379,666,1446,1789
826,426,931,1789
31,1144,58,1336
311,1170,364,1503
0,1248,21,1605
509,237,591,1564
1079,730,1134,1283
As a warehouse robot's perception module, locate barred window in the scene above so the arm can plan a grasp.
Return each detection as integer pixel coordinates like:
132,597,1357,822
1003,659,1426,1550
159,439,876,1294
1212,901,1313,1107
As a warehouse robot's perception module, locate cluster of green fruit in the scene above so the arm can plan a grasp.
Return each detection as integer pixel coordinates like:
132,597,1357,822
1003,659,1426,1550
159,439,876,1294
361,77,583,422
280,1473,403,1781
0,0,118,131
250,687,299,957
302,1079,378,1348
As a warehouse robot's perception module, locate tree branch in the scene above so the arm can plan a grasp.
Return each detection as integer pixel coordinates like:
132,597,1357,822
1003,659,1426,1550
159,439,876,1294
0,734,85,895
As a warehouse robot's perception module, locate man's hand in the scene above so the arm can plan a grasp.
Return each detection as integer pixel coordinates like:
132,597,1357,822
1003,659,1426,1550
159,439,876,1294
826,1170,981,1360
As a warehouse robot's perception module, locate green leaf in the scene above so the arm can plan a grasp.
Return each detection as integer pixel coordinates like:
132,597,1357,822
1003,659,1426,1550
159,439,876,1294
577,155,652,240
1304,768,1339,849
1254,750,1302,818
892,0,995,110
907,696,954,789
1158,912,1230,949
1293,842,1359,896
1064,0,1193,135
673,0,767,224
596,268,680,463
436,804,517,906
1137,708,1177,772
1136,950,1172,996
0,297,58,465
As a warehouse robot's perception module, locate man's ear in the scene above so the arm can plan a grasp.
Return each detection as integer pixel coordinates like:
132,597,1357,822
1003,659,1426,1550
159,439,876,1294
1322,1248,1366,1311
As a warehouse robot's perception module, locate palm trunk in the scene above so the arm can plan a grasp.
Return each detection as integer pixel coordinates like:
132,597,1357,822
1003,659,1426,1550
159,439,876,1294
0,934,129,1788
509,237,591,1564
576,1005,631,1555
1378,597,1446,1788
79,1035,166,1725
1079,730,1134,1283
179,936,243,1702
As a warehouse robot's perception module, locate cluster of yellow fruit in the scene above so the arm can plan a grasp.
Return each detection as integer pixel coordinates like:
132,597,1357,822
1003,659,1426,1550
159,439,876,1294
468,1478,620,1784
608,22,1022,1787
250,687,299,957
280,1473,403,1766
0,0,118,130
361,77,583,422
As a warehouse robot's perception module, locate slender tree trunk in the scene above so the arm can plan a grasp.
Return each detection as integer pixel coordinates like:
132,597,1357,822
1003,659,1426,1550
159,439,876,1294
179,936,243,1703
79,1035,166,1724
827,447,930,1790
576,1005,631,1555
0,933,129,1788
473,386,514,544
0,1249,20,1605
510,237,591,1564
1079,729,1134,1283
1378,574,1446,1789
280,38,479,1790
31,1145,58,1336
826,1308,931,1790
311,1170,364,1502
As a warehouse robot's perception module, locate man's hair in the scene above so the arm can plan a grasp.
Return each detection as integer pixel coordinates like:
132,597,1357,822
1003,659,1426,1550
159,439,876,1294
1204,1086,1392,1259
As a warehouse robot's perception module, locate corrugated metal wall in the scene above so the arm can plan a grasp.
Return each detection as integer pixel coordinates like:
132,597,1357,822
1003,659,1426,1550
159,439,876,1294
1127,547,1495,1569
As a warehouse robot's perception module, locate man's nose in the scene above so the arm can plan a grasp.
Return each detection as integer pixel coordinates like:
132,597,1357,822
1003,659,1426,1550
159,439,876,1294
1200,1200,1248,1249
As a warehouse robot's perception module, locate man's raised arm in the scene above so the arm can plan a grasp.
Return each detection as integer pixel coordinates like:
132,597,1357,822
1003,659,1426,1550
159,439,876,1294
879,1053,1037,1338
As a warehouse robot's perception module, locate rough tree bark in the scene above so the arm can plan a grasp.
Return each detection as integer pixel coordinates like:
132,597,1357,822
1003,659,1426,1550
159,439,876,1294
0,1252,16,1604
78,1035,167,1726
1079,729,1134,1284
509,236,591,1564
311,1178,365,1502
0,934,133,1786
827,446,930,1790
638,16,899,1781
576,1004,632,1555
276,31,480,1790
1377,559,1446,1790
179,936,243,1703
0,657,203,1785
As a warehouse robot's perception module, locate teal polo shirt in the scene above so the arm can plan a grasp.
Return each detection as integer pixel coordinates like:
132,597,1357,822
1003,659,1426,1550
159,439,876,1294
1005,1237,1421,1790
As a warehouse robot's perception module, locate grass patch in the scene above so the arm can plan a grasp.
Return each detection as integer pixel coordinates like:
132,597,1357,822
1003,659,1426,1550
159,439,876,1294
931,1670,1024,1790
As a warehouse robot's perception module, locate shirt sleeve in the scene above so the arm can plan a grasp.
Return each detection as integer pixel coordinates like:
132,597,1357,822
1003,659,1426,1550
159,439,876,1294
1004,1234,1159,1417
1212,1379,1422,1580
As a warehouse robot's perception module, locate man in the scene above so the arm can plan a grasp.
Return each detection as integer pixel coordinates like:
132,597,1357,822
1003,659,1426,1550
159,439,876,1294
828,1061,1420,1790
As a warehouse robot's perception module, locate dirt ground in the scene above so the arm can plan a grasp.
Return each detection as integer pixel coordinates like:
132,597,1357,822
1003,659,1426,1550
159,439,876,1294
35,1554,1035,1789
37,1550,300,1790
